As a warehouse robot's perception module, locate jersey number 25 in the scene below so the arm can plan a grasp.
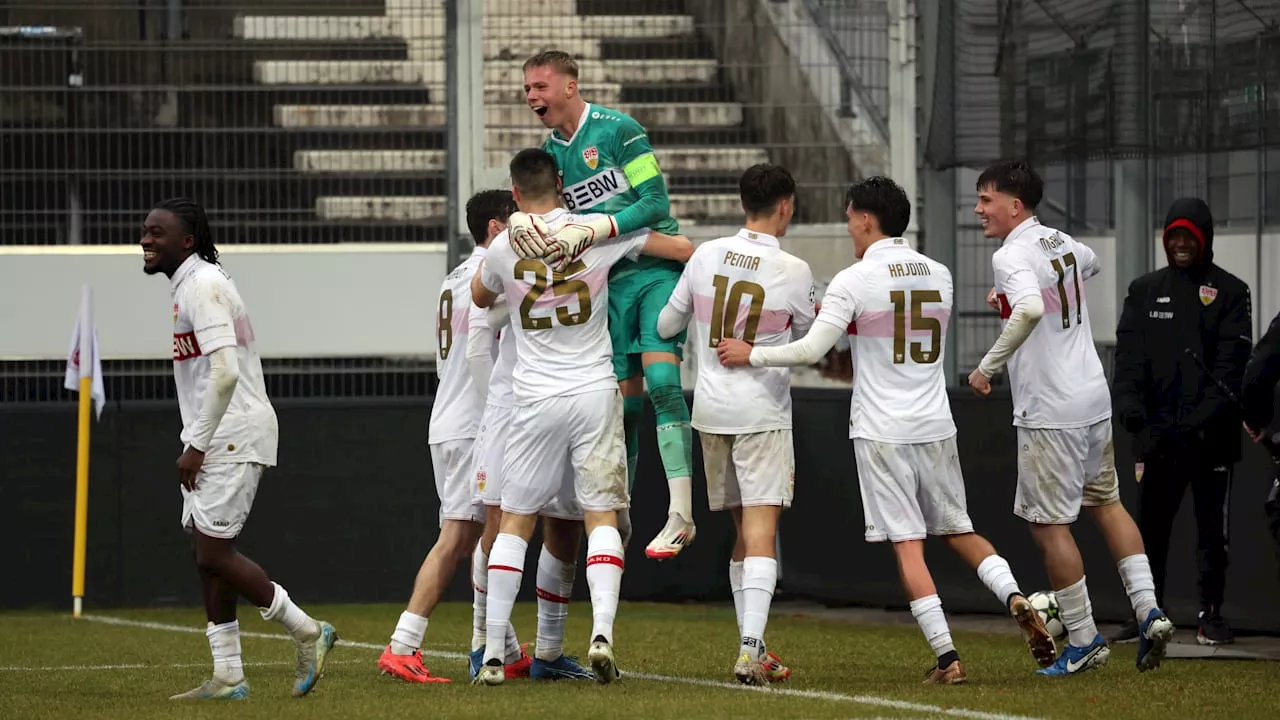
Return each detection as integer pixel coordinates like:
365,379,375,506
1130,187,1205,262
516,259,592,330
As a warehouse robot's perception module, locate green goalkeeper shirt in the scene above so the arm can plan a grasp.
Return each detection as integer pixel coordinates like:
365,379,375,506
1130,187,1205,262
541,103,682,280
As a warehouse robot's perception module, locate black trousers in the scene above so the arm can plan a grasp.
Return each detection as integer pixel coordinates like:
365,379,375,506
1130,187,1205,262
1137,453,1232,611
1267,476,1280,578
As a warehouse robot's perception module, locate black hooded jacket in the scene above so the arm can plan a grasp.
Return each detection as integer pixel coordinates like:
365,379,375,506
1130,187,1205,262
1112,197,1254,464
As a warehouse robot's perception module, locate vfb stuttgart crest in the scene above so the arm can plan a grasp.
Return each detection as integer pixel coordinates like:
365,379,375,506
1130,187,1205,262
1135,462,1144,483
582,146,599,170
1199,285,1218,306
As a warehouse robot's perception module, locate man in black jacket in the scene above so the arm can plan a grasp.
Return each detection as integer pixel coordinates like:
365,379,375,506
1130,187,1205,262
1242,309,1280,564
1110,197,1253,645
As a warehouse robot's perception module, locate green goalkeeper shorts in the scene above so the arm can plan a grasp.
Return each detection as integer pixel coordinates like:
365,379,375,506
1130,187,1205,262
608,262,686,381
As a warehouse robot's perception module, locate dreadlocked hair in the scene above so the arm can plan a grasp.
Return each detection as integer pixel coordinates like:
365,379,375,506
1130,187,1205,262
154,197,218,265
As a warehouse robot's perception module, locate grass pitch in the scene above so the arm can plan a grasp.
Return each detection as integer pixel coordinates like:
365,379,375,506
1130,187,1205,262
2,601,1276,720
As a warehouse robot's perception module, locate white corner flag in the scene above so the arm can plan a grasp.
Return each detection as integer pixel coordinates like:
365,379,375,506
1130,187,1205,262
64,284,106,420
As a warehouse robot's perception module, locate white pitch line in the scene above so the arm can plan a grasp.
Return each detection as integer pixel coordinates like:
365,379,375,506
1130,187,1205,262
78,614,1046,720
0,659,367,673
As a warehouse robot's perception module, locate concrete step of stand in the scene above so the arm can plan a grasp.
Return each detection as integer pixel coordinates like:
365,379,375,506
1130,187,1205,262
294,147,767,173
274,103,744,129
253,58,717,85
316,193,741,222
235,14,693,41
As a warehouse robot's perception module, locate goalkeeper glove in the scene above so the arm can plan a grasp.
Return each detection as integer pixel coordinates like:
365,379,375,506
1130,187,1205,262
508,212,553,260
544,215,618,271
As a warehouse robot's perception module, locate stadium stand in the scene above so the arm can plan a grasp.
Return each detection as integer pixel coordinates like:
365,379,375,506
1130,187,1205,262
6,0,823,247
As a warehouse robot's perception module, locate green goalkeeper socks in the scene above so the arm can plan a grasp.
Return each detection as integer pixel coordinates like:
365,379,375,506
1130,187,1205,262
622,395,644,495
643,361,694,483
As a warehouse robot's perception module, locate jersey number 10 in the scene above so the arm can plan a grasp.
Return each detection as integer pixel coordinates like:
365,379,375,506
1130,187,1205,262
708,274,766,346
889,289,942,364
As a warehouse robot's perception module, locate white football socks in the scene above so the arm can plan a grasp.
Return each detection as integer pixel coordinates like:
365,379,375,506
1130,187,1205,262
976,554,1022,608
389,611,427,656
259,582,319,641
207,620,245,684
728,560,745,635
484,534,528,665
584,525,624,645
1117,554,1159,623
535,546,576,662
740,557,777,658
668,476,694,522
471,540,488,652
909,595,956,660
1056,575,1100,647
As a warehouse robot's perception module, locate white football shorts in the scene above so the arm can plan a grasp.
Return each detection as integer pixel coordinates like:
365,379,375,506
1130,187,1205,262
430,438,484,525
852,436,975,543
472,402,582,520
1014,419,1120,524
700,429,795,511
500,388,629,516
181,462,263,539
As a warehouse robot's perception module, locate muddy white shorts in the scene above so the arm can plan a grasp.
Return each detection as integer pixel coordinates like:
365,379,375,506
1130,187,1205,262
700,429,795,511
1014,419,1120,524
852,436,974,543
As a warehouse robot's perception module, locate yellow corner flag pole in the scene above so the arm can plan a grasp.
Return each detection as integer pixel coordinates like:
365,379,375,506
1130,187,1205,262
65,284,102,617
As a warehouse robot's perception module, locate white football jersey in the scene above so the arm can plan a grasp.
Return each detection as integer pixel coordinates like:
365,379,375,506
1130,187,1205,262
666,228,816,434
479,208,648,405
467,299,516,409
992,217,1109,429
817,237,956,444
429,247,486,443
170,255,278,465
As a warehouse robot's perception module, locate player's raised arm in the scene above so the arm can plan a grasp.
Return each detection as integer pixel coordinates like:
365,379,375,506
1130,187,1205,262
610,115,671,234
656,254,697,340
471,254,502,309
639,231,694,264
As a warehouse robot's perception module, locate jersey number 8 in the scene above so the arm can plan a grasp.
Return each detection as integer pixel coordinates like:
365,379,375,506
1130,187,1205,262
708,274,766,346
890,289,942,364
437,289,453,359
516,259,592,330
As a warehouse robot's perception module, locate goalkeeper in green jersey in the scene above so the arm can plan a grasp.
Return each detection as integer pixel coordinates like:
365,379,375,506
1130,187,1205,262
510,51,696,560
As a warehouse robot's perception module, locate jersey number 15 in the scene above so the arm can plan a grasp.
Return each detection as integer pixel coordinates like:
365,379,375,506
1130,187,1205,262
890,289,942,364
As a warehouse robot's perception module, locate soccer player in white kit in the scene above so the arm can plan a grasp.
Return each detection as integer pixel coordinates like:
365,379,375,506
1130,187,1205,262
655,163,809,685
719,177,1057,684
141,198,337,701
469,148,694,686
968,161,1174,676
378,190,534,683
465,204,597,683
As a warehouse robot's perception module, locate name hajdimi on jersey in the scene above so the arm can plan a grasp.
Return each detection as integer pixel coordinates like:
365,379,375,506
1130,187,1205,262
171,260,277,465
992,222,1109,429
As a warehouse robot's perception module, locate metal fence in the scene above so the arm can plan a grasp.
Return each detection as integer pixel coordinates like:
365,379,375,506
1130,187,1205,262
2,0,885,401
926,0,1280,375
